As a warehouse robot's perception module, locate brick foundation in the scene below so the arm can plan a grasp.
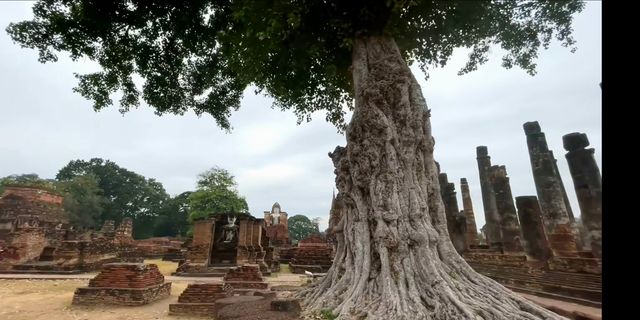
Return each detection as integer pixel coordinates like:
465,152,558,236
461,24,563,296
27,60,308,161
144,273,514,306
169,283,232,316
289,234,333,274
223,264,268,290
72,263,171,306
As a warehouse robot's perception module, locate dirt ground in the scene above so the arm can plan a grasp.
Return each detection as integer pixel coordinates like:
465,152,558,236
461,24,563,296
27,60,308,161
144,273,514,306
0,279,198,320
145,258,180,276
0,261,307,320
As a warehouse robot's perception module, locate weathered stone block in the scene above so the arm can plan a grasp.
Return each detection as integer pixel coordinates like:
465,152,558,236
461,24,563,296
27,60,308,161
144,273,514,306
72,283,171,306
270,298,302,312
72,262,171,306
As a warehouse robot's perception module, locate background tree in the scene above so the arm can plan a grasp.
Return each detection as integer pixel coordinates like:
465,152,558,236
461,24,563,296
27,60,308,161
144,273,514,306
56,174,105,230
56,158,169,238
188,167,248,221
0,173,56,194
288,214,320,244
153,191,191,237
7,1,585,318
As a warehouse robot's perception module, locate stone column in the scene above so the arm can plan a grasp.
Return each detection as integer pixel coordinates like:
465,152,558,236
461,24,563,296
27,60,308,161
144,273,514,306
237,219,250,264
460,178,479,246
438,173,467,253
563,132,602,258
476,146,503,250
515,196,552,261
523,121,579,256
488,165,524,253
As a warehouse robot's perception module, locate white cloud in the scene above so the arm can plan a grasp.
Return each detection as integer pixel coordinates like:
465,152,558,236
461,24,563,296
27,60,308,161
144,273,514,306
0,2,601,233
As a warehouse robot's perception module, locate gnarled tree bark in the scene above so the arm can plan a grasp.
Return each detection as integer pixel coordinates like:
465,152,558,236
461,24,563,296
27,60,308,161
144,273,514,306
298,35,565,320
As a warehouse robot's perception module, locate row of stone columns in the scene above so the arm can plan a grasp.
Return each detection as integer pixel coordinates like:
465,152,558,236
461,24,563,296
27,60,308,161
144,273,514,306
440,121,601,260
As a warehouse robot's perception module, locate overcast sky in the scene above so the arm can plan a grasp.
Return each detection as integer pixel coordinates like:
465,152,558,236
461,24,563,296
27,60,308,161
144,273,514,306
0,2,601,232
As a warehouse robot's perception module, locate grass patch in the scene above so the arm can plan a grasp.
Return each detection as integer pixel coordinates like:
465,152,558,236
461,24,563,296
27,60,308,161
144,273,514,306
319,309,338,320
279,263,292,274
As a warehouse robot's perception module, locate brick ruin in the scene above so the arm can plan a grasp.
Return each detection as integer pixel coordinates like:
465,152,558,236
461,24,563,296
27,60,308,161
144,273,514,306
488,165,524,253
223,264,269,290
13,218,138,273
524,121,583,254
263,202,291,271
175,214,276,277
289,234,333,274
134,237,185,261
460,178,479,247
437,173,468,253
440,122,602,307
0,186,69,270
0,185,154,273
476,147,504,250
169,283,233,316
563,132,602,259
72,262,171,305
263,202,291,246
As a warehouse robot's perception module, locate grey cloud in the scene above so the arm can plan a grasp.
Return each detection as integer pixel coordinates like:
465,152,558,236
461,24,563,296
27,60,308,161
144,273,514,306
0,2,600,232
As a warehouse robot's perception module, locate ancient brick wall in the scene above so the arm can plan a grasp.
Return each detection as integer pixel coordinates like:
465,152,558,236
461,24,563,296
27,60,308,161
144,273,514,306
265,224,290,246
297,234,328,247
114,218,134,245
134,237,183,257
5,228,48,264
277,247,298,263
89,263,165,288
169,283,233,316
223,264,268,289
193,220,214,246
462,252,528,268
547,256,601,274
0,187,68,225
177,283,232,303
73,263,171,306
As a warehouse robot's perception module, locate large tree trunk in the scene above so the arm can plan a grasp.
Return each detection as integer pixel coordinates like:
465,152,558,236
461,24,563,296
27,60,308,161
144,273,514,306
297,35,564,320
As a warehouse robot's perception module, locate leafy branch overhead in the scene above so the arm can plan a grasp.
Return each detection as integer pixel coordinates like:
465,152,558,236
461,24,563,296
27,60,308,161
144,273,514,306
7,0,584,130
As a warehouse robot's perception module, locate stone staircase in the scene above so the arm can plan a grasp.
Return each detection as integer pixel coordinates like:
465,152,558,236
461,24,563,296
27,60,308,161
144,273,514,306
169,283,233,316
469,262,601,307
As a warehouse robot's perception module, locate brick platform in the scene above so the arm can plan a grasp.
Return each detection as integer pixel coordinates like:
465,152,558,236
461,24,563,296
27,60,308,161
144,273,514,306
72,263,171,306
289,234,333,274
277,247,298,263
289,246,333,274
462,252,529,268
223,264,268,290
169,283,233,316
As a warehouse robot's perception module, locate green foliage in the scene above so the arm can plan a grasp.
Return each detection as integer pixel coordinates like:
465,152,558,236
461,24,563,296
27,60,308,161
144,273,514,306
153,191,192,237
0,174,58,194
7,1,585,131
56,174,106,229
187,167,248,221
319,309,338,320
288,214,320,243
56,158,169,238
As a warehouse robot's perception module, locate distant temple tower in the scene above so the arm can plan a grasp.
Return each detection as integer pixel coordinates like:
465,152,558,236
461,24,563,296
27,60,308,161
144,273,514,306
263,202,290,246
263,202,288,229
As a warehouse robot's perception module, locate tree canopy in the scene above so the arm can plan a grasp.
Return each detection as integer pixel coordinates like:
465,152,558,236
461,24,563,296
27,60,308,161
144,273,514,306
288,214,320,243
187,167,249,221
56,174,105,229
7,0,584,130
56,158,169,237
0,173,57,194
